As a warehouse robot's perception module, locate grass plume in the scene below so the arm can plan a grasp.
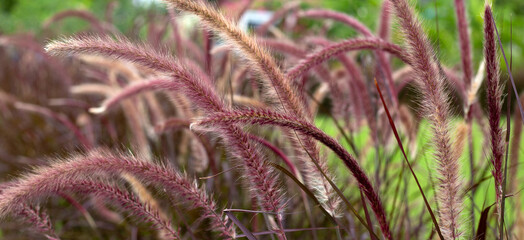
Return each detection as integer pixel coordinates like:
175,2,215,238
390,0,464,237
484,4,505,214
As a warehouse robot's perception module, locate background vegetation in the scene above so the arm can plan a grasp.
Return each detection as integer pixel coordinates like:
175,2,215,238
2,0,523,67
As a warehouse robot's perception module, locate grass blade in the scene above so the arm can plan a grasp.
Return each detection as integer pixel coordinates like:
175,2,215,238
475,204,494,240
374,79,444,240
294,138,381,239
360,189,377,240
491,12,524,125
224,211,257,240
499,16,512,240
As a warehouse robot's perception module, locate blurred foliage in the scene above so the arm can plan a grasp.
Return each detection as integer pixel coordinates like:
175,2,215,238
0,0,92,33
0,0,155,35
257,0,524,70
318,0,524,72
1,0,523,67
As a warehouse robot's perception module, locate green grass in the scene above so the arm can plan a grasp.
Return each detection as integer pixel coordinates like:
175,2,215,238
316,115,523,235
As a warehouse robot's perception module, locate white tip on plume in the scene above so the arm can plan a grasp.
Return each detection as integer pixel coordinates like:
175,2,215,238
89,106,106,114
189,122,197,131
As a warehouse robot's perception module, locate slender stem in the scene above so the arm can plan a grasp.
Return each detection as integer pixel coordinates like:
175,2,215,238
491,12,524,125
374,80,444,239
499,16,512,240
